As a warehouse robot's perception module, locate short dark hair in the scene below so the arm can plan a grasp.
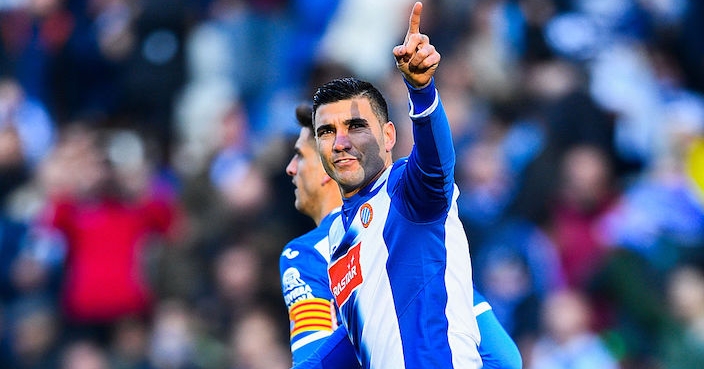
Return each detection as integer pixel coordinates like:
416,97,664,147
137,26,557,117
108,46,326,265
312,77,389,130
295,103,314,131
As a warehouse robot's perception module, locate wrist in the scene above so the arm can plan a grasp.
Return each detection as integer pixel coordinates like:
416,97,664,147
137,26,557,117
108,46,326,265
406,78,437,116
403,76,432,90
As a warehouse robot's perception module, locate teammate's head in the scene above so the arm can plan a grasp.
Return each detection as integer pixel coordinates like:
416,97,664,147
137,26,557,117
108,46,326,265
311,78,396,197
286,104,341,224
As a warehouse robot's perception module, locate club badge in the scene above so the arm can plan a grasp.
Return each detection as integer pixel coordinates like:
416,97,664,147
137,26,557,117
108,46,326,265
359,203,373,228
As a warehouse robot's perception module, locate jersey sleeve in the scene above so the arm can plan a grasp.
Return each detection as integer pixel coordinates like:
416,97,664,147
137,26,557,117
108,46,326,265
280,238,338,365
291,324,360,369
474,290,523,369
399,78,457,222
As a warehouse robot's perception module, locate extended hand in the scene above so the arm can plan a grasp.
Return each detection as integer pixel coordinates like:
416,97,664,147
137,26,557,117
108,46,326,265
393,2,440,89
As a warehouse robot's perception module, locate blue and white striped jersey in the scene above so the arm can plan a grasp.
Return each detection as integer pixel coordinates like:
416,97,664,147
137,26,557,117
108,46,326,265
292,288,522,369
326,80,482,369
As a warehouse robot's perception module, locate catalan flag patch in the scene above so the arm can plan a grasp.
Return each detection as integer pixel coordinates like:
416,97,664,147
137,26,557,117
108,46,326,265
289,297,334,338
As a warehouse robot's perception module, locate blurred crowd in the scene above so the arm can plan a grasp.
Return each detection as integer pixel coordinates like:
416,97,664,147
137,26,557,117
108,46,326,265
1,0,703,368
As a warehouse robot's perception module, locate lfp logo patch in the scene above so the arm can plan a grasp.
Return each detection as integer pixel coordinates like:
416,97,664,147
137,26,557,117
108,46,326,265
359,203,373,228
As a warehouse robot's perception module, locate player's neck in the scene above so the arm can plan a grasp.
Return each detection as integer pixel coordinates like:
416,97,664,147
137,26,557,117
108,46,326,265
314,196,343,226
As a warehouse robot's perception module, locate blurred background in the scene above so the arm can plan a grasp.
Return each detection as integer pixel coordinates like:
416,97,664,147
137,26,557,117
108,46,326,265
0,0,703,368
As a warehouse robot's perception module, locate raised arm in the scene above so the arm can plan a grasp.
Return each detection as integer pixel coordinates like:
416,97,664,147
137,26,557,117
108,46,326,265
392,2,455,221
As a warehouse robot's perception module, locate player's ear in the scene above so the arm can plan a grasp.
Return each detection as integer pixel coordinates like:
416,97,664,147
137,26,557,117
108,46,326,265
383,121,396,152
321,174,334,186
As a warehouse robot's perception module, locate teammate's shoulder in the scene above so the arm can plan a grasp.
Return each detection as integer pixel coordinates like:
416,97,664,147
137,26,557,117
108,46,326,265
281,232,329,262
282,236,312,255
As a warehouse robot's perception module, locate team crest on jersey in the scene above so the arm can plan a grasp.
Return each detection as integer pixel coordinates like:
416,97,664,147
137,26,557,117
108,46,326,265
328,242,363,307
359,203,373,228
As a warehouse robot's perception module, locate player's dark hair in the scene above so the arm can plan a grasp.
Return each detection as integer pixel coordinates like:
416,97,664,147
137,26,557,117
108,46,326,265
312,77,389,131
295,103,314,131
294,103,316,144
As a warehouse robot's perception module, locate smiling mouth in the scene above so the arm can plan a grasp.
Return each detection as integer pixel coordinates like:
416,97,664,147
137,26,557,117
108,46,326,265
334,157,357,165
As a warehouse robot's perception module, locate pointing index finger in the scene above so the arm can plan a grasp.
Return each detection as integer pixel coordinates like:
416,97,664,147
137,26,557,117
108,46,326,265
406,2,423,38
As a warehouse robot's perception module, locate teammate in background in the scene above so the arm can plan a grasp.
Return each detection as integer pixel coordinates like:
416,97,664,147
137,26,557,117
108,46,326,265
305,2,488,368
283,104,521,369
280,104,351,365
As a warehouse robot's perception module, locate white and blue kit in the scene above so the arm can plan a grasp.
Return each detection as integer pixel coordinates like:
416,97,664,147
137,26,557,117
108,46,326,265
284,211,522,369
325,79,482,369
292,288,522,369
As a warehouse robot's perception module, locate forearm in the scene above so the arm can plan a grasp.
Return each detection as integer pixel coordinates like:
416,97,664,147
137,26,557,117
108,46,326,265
403,78,456,215
407,77,455,177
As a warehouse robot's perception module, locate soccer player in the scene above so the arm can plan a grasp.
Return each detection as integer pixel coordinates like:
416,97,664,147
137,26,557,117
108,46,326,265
282,104,522,369
309,2,486,368
280,103,352,365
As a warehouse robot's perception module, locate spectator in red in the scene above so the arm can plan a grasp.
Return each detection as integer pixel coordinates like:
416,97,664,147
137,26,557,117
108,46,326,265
37,123,182,342
548,144,619,288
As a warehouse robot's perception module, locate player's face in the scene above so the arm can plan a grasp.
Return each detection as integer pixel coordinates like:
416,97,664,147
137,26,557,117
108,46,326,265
314,97,395,198
286,127,327,218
